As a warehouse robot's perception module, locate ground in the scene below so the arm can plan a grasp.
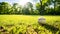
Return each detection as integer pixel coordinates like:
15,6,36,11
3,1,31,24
0,15,60,34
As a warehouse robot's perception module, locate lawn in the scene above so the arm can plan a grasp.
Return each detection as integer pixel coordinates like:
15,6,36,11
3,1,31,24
0,15,60,34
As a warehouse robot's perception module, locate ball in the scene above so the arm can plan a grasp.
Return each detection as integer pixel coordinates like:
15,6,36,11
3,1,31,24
38,16,46,24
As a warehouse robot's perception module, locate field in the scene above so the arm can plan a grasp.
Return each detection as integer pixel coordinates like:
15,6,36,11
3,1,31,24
0,15,60,34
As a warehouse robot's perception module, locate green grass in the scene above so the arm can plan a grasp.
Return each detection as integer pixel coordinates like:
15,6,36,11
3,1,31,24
0,15,60,34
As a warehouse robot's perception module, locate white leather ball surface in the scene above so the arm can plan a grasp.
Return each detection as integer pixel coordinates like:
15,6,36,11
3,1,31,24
38,16,46,24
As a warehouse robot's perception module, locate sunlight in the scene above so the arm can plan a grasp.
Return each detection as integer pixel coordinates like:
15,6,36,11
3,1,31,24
18,0,31,6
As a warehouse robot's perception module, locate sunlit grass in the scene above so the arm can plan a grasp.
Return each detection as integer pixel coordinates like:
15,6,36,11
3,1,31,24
0,15,60,34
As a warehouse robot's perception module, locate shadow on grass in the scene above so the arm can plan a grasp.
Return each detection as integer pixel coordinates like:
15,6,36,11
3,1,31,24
38,23,59,34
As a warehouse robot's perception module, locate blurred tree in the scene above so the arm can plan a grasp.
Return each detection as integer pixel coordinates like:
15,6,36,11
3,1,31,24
22,6,30,15
35,3,40,14
26,2,33,15
51,0,60,15
35,0,51,15
33,10,40,15
0,2,11,14
12,3,20,14
22,2,33,15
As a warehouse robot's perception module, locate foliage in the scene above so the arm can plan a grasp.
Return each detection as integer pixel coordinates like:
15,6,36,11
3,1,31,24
0,0,60,15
